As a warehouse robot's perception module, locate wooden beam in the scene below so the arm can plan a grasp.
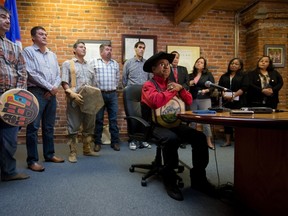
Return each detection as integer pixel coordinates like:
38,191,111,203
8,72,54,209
174,0,201,25
174,0,220,25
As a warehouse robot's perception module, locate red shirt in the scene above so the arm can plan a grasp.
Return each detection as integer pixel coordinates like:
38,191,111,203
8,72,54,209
141,75,192,109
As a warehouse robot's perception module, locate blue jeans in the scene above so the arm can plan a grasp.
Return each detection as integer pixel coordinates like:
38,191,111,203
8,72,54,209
0,120,19,177
94,92,119,145
26,87,57,165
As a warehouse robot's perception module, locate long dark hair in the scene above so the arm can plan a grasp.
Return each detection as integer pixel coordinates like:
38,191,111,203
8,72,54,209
226,57,244,75
255,55,274,72
192,57,209,76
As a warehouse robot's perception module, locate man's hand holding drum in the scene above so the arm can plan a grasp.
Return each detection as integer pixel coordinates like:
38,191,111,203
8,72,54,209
65,89,84,106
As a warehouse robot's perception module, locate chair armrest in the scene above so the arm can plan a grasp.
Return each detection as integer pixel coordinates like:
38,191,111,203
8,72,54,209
124,116,152,141
124,116,151,128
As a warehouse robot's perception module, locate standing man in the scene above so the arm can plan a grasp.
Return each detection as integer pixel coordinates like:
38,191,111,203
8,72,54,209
0,5,29,181
61,41,99,163
122,41,152,150
169,51,190,148
169,51,190,90
122,41,151,86
89,43,120,152
23,26,64,172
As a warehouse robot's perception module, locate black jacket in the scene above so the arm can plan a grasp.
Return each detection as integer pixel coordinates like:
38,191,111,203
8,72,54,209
189,71,215,100
218,71,247,109
245,69,283,109
169,65,190,90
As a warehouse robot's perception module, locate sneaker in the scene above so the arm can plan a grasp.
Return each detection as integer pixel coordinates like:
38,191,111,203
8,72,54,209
142,142,152,149
129,141,137,150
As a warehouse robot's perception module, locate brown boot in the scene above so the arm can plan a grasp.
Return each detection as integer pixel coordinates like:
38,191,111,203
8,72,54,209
83,135,99,156
68,135,78,163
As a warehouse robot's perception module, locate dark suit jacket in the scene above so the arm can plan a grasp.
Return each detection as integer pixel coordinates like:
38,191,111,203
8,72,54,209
169,65,190,90
245,69,283,109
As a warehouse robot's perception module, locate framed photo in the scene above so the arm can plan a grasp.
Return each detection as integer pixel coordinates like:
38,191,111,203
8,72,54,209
77,40,111,62
122,34,157,63
167,45,200,73
264,44,286,67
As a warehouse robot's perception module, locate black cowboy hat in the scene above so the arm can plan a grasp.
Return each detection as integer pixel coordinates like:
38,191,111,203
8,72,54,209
143,51,175,73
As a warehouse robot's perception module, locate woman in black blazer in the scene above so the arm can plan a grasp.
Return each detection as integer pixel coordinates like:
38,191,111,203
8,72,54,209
218,57,247,147
246,56,283,109
189,57,215,150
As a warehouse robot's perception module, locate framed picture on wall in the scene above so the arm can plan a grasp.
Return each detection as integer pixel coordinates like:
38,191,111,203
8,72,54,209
264,44,286,67
78,40,111,62
122,34,157,63
167,45,200,73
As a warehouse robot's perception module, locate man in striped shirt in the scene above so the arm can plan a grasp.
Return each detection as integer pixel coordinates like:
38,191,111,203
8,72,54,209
89,43,121,152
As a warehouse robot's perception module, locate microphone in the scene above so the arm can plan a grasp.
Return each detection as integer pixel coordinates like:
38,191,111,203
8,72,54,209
205,81,231,92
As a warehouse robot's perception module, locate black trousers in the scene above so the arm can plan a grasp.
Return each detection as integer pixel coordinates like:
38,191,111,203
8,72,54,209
152,124,209,173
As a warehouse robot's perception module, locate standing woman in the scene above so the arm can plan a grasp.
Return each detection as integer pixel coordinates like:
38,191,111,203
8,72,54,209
189,57,215,150
218,58,247,147
246,56,283,109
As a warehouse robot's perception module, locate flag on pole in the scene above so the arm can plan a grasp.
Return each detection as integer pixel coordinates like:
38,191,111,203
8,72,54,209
4,0,22,49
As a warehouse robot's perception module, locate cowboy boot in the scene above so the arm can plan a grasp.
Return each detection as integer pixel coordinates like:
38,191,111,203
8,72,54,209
83,135,99,156
68,135,78,163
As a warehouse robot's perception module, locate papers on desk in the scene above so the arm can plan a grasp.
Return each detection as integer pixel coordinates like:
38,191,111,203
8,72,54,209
230,110,254,115
224,92,239,101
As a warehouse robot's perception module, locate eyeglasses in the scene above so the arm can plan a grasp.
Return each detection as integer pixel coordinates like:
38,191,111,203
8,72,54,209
159,63,170,68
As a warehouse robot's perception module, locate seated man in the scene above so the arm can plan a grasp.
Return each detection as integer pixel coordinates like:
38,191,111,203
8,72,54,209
141,52,215,201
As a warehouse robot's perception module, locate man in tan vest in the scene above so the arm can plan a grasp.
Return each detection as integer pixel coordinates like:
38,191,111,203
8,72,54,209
61,41,99,163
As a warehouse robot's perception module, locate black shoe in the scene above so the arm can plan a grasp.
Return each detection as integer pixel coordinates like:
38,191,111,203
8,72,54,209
111,144,120,151
190,168,218,197
161,168,184,201
191,178,218,197
164,182,184,201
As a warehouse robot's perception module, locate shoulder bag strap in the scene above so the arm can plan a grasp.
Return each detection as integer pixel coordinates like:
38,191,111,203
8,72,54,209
69,60,76,88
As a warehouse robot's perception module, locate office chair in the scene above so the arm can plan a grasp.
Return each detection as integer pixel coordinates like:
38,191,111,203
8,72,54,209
123,85,184,187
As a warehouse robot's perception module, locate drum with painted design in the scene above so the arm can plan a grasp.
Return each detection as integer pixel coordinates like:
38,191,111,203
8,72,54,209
0,88,39,126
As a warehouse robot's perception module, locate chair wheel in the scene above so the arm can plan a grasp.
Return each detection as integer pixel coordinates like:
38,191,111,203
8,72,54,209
141,179,147,187
129,167,134,172
178,180,184,188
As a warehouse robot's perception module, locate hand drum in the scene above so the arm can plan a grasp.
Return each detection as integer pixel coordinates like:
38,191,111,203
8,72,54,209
0,89,39,126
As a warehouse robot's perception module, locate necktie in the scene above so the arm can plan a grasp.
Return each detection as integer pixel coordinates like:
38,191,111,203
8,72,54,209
173,67,178,83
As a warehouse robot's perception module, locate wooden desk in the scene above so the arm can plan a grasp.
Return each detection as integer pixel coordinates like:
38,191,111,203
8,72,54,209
178,111,288,216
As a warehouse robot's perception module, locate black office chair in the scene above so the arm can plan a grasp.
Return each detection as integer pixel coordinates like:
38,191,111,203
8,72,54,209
123,85,184,187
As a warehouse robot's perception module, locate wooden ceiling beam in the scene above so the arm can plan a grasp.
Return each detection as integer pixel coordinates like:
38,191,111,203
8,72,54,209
174,0,220,25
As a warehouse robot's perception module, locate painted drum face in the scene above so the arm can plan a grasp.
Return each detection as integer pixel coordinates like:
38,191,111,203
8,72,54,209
0,89,39,126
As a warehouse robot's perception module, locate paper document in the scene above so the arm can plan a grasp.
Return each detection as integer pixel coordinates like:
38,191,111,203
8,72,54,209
224,92,239,101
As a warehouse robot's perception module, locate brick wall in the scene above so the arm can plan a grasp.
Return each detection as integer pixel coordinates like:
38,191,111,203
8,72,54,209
15,0,288,144
241,1,288,107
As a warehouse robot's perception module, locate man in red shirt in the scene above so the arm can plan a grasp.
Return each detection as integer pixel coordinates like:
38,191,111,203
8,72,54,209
142,52,215,201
